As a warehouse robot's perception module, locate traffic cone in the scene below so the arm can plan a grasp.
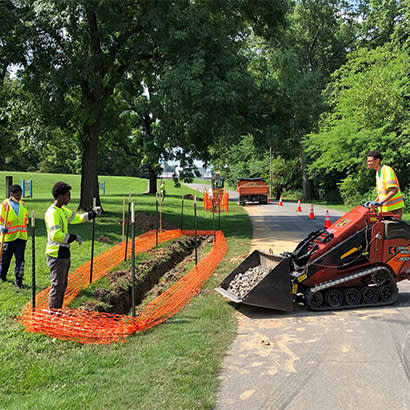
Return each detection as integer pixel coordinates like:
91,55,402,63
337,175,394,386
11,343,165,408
309,204,315,219
324,209,331,228
296,199,302,212
278,196,283,206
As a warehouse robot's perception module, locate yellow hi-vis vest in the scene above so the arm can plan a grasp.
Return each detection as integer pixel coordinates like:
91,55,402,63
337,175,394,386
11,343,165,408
44,205,86,257
376,165,404,212
0,199,28,242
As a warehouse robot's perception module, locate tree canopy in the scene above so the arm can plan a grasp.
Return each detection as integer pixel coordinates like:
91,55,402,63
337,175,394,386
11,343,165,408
1,0,409,207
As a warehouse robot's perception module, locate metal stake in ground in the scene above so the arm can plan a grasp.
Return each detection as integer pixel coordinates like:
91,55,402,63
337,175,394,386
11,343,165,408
218,198,221,230
131,202,136,317
159,190,163,232
194,195,198,266
89,197,96,284
124,193,131,261
180,195,184,230
212,196,215,241
31,211,36,310
122,197,125,242
155,192,159,246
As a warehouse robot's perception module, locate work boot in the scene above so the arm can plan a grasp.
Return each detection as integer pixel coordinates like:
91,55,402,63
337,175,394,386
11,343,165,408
15,279,22,289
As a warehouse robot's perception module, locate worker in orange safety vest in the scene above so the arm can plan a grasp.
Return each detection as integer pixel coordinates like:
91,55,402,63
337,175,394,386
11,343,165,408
0,184,28,288
365,150,404,219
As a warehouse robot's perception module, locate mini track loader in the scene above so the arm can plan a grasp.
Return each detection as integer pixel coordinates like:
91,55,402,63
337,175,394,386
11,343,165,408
216,206,410,311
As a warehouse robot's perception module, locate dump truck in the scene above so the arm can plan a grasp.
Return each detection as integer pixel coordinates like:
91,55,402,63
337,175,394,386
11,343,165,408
216,205,410,311
237,178,269,206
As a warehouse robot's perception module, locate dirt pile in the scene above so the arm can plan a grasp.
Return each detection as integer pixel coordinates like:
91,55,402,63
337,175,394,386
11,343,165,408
80,235,209,314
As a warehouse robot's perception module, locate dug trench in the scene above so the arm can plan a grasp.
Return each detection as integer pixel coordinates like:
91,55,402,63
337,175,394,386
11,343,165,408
76,234,212,315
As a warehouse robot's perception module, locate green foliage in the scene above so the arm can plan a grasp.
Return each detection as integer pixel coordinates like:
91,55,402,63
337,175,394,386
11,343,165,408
306,45,410,204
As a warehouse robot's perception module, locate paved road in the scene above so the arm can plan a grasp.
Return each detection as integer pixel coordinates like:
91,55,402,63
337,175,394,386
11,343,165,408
185,184,410,409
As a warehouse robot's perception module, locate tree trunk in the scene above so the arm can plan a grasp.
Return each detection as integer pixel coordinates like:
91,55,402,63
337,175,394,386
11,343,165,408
80,119,101,210
147,165,157,194
301,149,314,201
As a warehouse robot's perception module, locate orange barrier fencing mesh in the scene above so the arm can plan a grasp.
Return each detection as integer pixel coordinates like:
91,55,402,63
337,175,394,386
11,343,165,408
203,189,229,212
18,229,228,344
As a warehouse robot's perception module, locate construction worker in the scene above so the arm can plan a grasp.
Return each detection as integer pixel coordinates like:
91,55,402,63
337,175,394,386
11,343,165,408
160,180,166,201
45,182,101,309
0,185,28,288
365,150,404,219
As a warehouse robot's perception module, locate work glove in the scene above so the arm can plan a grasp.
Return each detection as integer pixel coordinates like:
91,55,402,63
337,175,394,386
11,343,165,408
75,234,82,245
369,200,383,207
363,201,371,207
0,225,8,234
92,206,102,215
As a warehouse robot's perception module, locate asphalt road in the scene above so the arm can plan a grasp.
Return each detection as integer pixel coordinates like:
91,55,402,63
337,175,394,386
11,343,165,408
185,184,410,409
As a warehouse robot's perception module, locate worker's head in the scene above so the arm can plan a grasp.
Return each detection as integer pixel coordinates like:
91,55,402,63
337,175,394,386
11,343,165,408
9,185,22,202
366,150,382,171
52,181,72,204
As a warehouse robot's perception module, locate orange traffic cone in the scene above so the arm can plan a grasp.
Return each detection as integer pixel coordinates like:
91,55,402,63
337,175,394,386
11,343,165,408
324,209,331,228
296,199,302,212
309,204,315,219
278,197,283,206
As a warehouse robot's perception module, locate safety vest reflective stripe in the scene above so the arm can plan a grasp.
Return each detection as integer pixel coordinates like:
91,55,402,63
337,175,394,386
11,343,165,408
376,165,404,212
384,196,404,206
47,239,70,247
0,199,28,241
45,204,86,257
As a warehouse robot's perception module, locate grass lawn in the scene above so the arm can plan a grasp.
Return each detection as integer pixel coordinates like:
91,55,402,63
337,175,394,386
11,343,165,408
0,171,251,410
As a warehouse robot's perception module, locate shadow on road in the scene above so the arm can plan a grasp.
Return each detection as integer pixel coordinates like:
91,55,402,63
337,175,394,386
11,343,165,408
223,291,410,320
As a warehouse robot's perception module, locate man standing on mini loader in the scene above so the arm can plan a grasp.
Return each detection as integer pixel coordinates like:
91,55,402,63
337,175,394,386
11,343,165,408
365,150,404,219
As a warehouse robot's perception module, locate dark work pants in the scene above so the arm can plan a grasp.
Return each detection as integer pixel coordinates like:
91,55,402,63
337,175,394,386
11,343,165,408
0,239,26,283
47,256,71,309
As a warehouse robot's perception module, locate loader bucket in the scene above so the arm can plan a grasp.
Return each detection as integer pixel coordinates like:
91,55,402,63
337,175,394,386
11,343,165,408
215,250,293,312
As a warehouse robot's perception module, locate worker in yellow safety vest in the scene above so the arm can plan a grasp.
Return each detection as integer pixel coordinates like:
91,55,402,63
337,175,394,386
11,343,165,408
45,181,102,309
365,150,404,219
0,184,28,288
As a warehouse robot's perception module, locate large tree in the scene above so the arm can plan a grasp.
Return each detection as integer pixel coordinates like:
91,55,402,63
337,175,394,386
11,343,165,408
16,0,288,206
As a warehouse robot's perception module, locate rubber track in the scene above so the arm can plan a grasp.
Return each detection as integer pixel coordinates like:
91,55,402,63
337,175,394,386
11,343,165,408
17,229,228,344
304,266,399,311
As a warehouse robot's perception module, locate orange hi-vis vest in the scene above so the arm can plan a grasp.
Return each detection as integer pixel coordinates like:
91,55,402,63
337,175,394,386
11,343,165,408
376,165,404,212
0,199,28,242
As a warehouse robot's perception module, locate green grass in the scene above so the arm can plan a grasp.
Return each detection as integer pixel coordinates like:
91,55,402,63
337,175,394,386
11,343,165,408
0,171,251,410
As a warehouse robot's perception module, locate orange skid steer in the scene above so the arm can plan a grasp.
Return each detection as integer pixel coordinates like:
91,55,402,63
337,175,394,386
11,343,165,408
216,206,410,311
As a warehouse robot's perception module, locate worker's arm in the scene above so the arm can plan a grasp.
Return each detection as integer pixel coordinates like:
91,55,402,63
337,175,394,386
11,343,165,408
376,187,398,205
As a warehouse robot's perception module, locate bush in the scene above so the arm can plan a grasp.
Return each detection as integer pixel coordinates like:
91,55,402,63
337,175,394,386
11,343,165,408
339,174,376,206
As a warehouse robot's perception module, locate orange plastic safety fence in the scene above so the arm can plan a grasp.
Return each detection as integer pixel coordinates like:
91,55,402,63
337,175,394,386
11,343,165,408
203,190,229,212
18,229,228,344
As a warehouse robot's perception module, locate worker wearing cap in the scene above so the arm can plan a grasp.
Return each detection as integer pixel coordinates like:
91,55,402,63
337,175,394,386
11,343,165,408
45,181,102,309
365,150,404,219
0,185,28,288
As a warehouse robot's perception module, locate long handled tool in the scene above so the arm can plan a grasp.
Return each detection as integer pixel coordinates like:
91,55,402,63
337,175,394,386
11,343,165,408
31,211,36,310
89,197,96,284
